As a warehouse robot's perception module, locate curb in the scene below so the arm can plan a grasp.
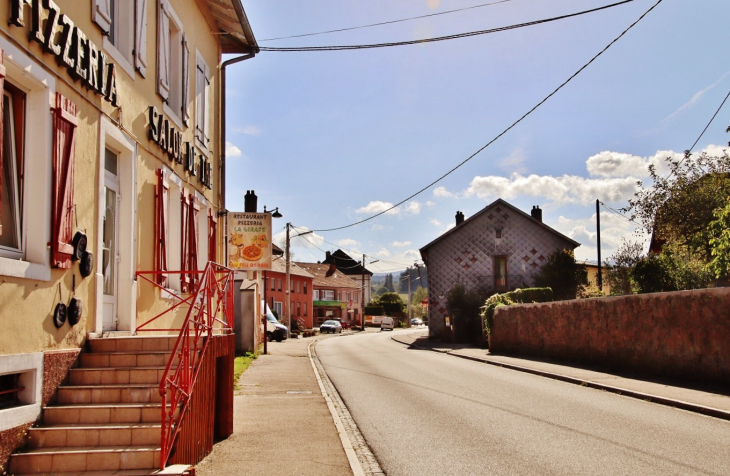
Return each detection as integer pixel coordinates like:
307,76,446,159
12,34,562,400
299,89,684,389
391,335,730,422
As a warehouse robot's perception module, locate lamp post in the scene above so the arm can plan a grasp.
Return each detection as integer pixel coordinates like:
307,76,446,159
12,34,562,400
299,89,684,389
262,206,282,355
361,256,378,330
285,224,313,334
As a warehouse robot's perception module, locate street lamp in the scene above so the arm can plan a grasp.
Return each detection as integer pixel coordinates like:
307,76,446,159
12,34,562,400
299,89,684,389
262,206,282,355
361,256,378,330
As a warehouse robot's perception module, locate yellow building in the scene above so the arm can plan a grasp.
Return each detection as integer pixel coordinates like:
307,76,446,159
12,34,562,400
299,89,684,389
0,0,257,470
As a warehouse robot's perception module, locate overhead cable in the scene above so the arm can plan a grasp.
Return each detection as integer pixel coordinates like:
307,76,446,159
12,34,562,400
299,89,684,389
260,0,635,52
310,0,663,232
259,0,513,42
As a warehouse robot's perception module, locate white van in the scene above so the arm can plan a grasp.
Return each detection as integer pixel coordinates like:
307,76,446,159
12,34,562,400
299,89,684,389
380,316,394,331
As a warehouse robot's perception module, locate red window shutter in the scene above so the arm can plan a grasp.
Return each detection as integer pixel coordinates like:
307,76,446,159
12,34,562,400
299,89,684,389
0,49,5,237
155,169,169,286
180,191,190,292
51,93,78,269
208,208,217,263
189,194,200,288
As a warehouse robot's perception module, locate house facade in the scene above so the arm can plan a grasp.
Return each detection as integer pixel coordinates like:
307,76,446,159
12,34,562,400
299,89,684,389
0,0,257,470
419,199,580,338
321,249,373,305
264,256,315,329
295,262,362,327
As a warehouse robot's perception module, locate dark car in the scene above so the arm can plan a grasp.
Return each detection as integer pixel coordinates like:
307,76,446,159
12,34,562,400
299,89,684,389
320,320,343,334
333,318,349,329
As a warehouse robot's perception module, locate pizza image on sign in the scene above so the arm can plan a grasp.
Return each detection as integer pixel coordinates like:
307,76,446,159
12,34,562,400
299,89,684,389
241,244,263,261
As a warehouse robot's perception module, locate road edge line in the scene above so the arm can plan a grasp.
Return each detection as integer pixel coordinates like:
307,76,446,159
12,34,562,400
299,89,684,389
391,335,730,422
308,341,367,476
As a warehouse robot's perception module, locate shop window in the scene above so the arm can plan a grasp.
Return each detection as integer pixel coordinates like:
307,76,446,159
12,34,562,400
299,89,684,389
323,290,334,301
0,83,25,259
195,52,210,149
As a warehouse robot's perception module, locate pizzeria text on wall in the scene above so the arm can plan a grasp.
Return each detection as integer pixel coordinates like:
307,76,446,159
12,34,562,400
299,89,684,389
227,213,272,270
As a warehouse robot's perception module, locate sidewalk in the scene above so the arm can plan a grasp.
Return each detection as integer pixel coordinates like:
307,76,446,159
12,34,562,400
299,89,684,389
194,335,354,476
392,330,730,421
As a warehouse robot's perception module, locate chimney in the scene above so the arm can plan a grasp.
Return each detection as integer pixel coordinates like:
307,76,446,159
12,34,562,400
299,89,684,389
455,211,465,226
531,206,542,222
244,190,258,213
326,263,337,277
325,251,331,261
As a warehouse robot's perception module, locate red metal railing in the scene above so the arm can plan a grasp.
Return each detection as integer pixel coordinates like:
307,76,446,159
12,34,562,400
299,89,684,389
136,262,235,469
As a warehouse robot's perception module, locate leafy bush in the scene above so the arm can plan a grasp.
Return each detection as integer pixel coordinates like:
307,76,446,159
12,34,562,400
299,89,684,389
363,305,384,315
631,244,712,293
481,287,553,334
533,249,587,300
373,292,404,315
446,283,489,343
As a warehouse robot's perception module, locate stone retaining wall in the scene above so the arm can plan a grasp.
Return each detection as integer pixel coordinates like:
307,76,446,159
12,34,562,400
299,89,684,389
491,288,730,382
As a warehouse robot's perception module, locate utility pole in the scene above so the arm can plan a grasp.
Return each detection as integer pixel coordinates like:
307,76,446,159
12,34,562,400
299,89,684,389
285,223,291,332
262,271,268,355
407,272,412,325
596,199,602,291
361,254,365,331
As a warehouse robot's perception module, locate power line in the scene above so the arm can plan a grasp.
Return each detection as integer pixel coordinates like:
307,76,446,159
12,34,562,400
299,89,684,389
599,201,641,226
259,0,513,42
311,0,663,233
260,0,635,52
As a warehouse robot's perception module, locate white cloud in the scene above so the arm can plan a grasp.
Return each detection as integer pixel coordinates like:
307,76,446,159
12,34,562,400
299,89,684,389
225,142,242,157
274,227,325,250
426,201,436,207
433,186,457,198
237,126,262,136
498,147,528,174
661,71,730,123
402,249,420,259
374,247,391,258
555,212,649,262
391,240,412,247
337,238,360,247
429,218,442,227
356,200,420,216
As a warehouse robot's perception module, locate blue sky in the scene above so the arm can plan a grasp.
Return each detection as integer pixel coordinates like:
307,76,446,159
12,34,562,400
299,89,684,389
224,0,730,273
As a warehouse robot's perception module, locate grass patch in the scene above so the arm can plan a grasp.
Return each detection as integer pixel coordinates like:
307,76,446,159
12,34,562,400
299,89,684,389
234,352,258,390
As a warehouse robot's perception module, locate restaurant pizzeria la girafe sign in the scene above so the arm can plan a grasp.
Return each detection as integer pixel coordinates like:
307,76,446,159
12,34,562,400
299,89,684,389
228,213,272,270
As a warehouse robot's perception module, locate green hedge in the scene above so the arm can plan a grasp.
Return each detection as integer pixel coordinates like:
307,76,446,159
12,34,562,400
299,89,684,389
364,305,384,315
481,287,553,334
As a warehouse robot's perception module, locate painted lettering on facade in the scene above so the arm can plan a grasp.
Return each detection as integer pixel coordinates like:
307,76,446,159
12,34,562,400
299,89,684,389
10,0,119,106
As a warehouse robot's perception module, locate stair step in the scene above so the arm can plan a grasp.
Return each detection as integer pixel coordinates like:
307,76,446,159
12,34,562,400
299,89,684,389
27,424,160,448
68,367,173,386
79,351,180,369
88,336,201,353
8,445,161,474
44,403,165,425
58,385,163,404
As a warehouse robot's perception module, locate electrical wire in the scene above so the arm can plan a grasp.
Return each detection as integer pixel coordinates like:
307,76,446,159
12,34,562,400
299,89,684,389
259,0,514,42
600,201,641,226
260,0,634,52
310,0,663,233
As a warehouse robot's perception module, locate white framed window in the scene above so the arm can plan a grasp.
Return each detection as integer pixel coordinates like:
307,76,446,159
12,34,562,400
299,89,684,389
195,51,210,150
313,290,319,300
95,0,148,79
158,0,188,128
196,192,209,270
166,172,183,292
323,290,334,301
0,40,54,281
273,301,282,318
0,352,43,431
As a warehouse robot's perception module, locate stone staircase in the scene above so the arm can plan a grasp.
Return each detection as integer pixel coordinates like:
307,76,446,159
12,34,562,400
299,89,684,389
8,336,193,475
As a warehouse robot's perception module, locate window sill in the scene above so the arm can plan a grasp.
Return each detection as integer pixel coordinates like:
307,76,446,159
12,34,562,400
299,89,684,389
102,38,135,80
0,258,51,281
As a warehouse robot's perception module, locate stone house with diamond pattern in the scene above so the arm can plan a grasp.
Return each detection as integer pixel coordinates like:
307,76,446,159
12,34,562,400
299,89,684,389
419,199,580,338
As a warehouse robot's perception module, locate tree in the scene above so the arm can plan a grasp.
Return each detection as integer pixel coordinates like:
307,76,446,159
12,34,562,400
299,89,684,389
375,292,405,315
446,283,488,343
383,273,395,292
411,285,427,308
605,240,644,295
707,198,730,279
533,249,587,300
625,151,730,262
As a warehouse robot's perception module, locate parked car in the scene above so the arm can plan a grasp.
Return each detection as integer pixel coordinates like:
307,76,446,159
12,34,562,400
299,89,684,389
333,318,349,329
265,305,288,342
410,318,423,326
320,320,343,334
380,316,394,331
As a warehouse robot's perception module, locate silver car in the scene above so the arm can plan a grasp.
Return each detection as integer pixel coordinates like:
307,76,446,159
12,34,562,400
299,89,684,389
320,320,343,334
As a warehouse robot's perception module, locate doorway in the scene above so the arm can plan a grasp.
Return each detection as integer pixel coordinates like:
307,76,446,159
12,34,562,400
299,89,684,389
102,148,120,331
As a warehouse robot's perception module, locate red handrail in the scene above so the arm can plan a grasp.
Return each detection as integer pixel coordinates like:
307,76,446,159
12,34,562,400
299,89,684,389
136,262,235,469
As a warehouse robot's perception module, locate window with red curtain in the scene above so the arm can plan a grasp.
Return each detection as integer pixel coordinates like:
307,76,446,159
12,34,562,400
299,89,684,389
208,208,217,263
189,194,199,288
155,169,169,286
51,93,78,269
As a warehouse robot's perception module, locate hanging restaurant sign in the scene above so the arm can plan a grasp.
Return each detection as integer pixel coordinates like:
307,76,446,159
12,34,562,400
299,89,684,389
148,106,212,190
227,213,272,270
9,0,118,106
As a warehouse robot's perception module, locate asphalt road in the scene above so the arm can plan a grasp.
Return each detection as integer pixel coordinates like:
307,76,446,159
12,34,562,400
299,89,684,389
316,329,730,476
